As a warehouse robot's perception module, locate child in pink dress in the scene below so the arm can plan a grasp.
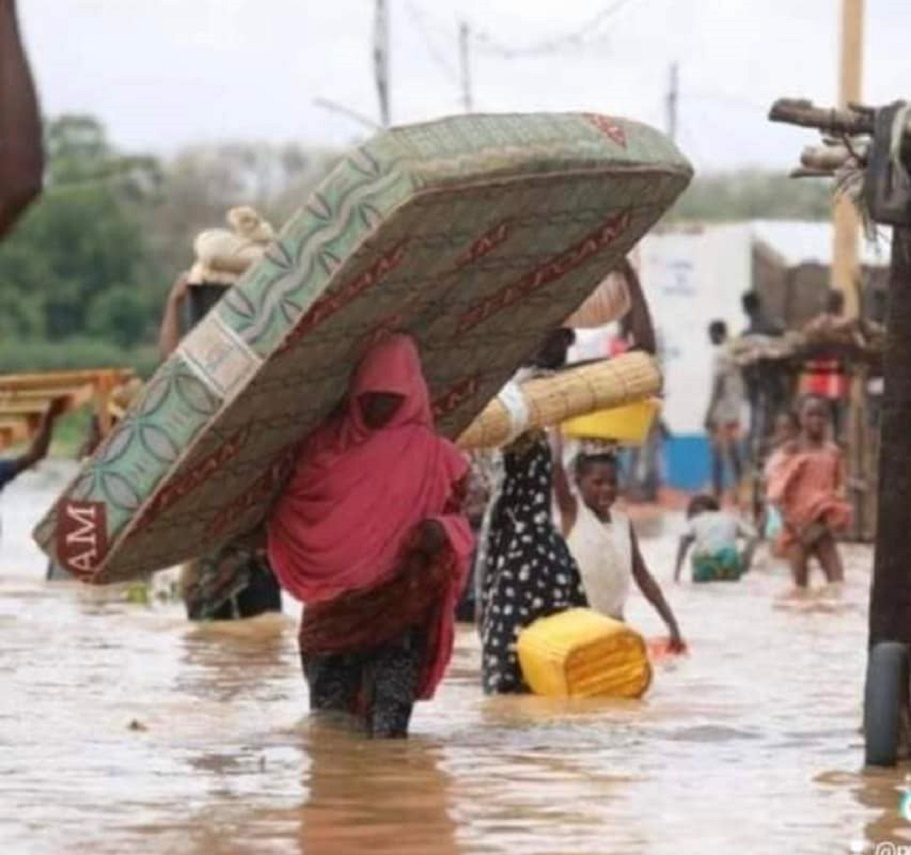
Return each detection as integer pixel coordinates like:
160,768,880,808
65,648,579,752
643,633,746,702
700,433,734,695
767,396,852,588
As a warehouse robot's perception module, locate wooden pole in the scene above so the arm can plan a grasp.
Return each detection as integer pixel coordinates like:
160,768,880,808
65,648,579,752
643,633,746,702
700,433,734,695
869,228,911,646
666,62,679,143
833,0,864,317
373,0,391,127
835,0,866,540
459,21,473,114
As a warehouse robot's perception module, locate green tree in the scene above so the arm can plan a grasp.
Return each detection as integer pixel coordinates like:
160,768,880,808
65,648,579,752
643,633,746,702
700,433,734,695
87,289,150,349
670,169,833,222
0,114,162,345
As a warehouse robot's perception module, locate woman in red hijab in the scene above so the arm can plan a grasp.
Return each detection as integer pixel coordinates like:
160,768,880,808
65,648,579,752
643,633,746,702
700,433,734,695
268,334,473,737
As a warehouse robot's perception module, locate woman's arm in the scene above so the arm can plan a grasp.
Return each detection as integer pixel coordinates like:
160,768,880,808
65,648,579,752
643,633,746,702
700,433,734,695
0,0,43,238
630,526,684,650
549,430,578,537
619,259,656,355
158,272,190,360
673,535,694,582
15,396,66,473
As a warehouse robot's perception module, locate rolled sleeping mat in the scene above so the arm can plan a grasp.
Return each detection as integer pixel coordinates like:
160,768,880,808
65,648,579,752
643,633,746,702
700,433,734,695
457,351,662,451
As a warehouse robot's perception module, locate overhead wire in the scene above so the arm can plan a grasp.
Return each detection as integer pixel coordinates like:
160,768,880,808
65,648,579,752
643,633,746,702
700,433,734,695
469,0,644,58
403,1,461,84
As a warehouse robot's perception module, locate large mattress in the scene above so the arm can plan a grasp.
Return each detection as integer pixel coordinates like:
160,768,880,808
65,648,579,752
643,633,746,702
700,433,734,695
35,112,692,583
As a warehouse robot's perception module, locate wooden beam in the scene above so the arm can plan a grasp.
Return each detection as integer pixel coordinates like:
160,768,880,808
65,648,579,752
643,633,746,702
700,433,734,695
0,368,133,391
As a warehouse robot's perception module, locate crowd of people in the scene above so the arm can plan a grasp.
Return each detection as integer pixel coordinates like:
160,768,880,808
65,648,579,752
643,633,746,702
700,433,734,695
2,254,855,738
0,4,856,735
703,289,855,593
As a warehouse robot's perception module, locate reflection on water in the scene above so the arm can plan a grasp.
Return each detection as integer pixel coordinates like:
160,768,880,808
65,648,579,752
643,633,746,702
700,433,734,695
0,466,908,854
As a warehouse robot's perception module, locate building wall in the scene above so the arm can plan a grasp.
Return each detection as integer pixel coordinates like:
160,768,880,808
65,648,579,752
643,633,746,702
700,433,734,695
639,226,752,491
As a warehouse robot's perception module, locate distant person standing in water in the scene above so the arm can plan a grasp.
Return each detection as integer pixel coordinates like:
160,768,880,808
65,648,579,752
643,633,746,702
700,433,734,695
767,396,851,589
740,291,786,453
9,400,66,574
159,208,285,622
0,0,43,238
799,289,852,443
705,320,745,503
0,398,66,497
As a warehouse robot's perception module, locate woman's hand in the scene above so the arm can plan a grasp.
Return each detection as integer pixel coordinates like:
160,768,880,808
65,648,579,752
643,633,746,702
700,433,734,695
414,519,446,557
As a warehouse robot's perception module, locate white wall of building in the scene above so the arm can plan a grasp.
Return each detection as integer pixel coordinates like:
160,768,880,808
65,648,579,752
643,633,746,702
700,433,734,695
638,225,752,436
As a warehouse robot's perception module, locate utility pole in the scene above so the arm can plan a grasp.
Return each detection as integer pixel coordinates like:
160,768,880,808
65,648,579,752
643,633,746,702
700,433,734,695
833,0,864,317
666,62,679,143
459,21,473,114
374,0,391,127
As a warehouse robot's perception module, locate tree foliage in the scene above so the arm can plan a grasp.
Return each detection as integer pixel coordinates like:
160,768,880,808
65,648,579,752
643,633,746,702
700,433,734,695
670,169,833,222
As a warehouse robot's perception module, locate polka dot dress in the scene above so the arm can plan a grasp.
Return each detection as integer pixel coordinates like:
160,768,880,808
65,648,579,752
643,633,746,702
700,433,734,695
479,434,587,694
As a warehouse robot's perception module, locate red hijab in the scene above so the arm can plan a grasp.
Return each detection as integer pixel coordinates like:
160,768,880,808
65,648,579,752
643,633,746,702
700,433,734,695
267,333,472,604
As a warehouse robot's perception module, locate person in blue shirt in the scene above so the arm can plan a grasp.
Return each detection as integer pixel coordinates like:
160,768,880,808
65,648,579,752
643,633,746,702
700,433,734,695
0,397,66,493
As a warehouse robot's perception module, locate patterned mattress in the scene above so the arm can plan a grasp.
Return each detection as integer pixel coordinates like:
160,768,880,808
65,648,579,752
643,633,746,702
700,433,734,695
34,112,692,583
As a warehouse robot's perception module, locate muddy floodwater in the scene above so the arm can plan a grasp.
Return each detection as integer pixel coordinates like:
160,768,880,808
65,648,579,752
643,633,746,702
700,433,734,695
2,463,910,855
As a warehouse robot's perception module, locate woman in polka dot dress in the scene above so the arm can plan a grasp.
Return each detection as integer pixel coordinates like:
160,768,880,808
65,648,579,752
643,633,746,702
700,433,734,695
479,429,588,694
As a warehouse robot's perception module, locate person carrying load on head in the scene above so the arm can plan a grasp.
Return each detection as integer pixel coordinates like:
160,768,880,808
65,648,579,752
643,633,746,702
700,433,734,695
477,331,591,695
479,260,662,694
266,334,474,738
799,289,852,443
158,207,285,622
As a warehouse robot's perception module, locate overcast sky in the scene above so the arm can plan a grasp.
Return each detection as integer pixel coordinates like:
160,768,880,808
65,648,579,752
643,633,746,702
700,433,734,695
17,0,911,172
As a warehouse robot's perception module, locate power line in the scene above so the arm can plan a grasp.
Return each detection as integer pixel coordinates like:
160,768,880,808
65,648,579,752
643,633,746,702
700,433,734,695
404,1,460,84
471,0,643,58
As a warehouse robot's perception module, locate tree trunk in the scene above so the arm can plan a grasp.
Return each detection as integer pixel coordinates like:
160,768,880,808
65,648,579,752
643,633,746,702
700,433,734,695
869,227,911,647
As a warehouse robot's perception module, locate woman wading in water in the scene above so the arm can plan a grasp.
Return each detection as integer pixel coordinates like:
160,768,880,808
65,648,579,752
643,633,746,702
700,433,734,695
267,334,473,738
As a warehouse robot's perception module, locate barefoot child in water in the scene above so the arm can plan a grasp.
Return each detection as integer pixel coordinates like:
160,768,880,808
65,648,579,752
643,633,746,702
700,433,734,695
760,411,800,556
767,396,851,588
553,446,685,650
674,494,758,583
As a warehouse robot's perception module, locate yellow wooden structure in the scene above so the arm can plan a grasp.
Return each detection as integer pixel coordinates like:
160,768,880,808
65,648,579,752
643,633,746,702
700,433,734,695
0,369,136,450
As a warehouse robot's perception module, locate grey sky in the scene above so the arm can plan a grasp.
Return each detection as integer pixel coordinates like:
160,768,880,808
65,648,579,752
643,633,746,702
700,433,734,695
18,0,910,171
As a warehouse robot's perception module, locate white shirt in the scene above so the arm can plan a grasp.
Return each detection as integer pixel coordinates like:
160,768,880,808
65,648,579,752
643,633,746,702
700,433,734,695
565,502,633,620
686,511,754,554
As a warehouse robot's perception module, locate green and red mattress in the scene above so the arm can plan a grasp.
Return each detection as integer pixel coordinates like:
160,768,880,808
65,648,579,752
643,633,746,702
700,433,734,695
34,112,692,583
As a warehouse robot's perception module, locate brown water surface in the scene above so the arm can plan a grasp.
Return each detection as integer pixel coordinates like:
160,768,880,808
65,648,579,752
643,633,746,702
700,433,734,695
2,464,909,854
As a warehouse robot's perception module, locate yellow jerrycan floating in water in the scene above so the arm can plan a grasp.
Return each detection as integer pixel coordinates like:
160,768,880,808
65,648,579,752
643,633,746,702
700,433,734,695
517,608,652,699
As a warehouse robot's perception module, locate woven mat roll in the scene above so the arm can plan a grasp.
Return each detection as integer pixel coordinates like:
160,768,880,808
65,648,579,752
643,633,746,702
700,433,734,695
457,351,662,450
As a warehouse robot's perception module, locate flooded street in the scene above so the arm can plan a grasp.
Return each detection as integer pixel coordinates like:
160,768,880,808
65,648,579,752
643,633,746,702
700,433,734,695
2,464,909,855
